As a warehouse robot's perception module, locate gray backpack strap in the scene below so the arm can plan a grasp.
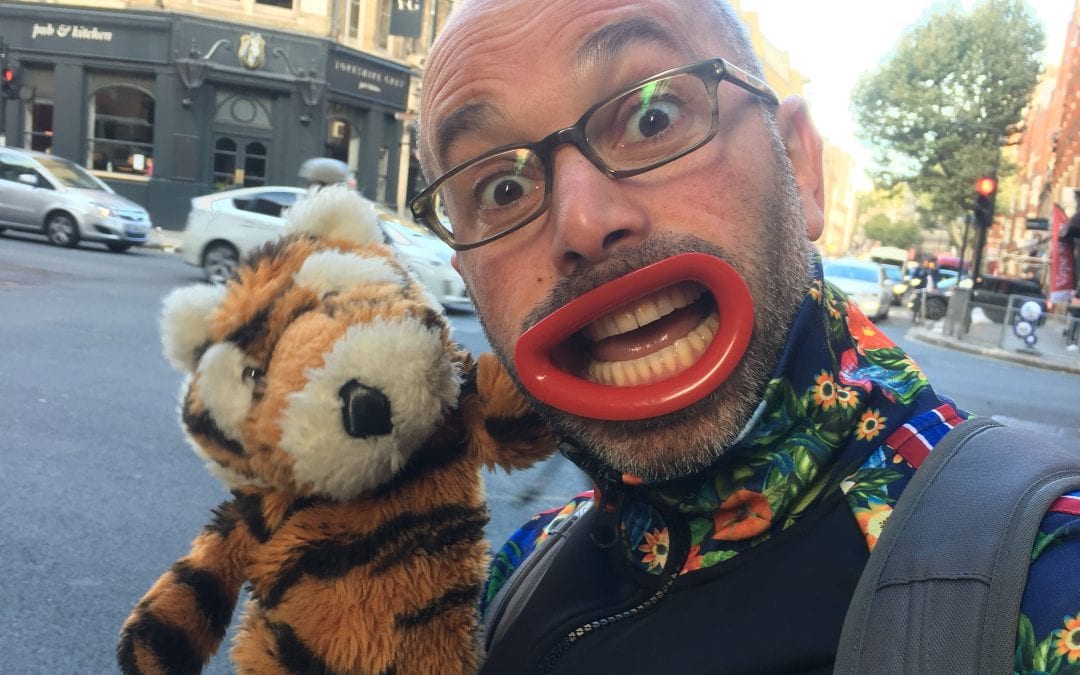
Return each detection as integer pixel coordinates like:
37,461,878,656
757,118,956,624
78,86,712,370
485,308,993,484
835,416,1080,675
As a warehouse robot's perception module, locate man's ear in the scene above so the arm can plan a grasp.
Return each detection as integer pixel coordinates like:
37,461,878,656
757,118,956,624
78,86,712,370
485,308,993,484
776,96,825,241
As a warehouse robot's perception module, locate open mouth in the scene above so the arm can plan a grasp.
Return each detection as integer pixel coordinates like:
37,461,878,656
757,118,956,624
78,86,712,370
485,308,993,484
580,282,720,386
514,253,753,421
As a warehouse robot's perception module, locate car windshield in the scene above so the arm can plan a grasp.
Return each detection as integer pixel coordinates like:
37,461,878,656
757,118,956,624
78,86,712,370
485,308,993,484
882,266,902,282
825,263,879,284
36,156,112,191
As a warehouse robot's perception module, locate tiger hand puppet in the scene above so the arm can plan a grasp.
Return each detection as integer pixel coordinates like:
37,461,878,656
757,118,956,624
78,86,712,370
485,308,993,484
117,185,556,675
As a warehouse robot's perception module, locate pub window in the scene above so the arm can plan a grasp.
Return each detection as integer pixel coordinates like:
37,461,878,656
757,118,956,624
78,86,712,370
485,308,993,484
256,0,293,8
87,85,155,177
26,101,54,154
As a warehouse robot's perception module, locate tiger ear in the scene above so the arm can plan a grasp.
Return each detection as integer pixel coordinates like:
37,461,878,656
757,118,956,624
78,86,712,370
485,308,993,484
283,184,382,246
465,353,557,472
160,284,226,373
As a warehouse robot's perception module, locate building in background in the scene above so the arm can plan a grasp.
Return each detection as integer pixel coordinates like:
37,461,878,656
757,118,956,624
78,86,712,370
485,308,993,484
732,0,860,257
1002,0,1080,279
0,0,448,228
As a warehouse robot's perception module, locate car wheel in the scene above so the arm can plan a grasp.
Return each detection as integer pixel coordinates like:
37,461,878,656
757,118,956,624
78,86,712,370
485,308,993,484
925,296,947,321
203,242,239,284
45,213,80,248
106,242,132,253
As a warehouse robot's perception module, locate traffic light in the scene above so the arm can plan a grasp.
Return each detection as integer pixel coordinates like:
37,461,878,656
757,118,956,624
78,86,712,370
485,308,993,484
1,66,16,99
973,175,997,229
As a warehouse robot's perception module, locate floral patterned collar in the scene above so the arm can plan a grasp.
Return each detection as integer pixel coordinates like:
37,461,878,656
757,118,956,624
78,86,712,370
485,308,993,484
564,260,949,575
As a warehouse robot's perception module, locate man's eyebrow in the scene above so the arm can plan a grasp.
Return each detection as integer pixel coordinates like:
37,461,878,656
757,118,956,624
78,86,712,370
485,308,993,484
434,102,503,172
574,17,684,71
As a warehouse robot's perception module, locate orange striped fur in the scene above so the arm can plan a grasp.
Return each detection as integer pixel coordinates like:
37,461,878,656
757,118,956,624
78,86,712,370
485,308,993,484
118,187,554,674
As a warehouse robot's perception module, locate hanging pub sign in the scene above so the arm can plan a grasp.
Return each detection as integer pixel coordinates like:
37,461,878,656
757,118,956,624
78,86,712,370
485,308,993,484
389,0,423,38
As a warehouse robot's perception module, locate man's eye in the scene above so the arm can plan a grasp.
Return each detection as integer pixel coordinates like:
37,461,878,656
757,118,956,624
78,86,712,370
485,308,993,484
476,174,541,210
621,99,682,142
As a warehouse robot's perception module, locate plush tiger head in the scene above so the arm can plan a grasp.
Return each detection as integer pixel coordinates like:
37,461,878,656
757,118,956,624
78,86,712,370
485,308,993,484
160,186,468,500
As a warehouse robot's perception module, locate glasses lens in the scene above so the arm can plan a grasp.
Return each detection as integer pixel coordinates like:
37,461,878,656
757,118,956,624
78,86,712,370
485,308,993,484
585,72,714,171
434,148,546,247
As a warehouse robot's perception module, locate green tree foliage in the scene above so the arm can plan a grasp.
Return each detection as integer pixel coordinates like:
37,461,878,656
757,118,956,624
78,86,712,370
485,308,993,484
852,0,1044,223
863,213,922,250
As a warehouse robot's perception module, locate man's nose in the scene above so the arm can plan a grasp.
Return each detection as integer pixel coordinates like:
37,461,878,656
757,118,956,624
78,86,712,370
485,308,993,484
545,146,650,273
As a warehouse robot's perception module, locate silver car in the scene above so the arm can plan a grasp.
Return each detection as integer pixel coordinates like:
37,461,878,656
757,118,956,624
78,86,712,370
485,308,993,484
180,185,472,310
824,257,892,321
0,147,152,252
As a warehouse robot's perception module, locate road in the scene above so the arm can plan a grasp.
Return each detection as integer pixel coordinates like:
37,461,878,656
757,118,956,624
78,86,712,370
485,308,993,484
0,234,1075,673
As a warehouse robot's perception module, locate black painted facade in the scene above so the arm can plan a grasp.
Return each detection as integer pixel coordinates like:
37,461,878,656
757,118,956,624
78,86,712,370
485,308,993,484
0,2,412,229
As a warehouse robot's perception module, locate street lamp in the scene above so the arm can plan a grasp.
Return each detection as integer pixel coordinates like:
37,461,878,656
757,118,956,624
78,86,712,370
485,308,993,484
272,48,326,124
175,39,231,107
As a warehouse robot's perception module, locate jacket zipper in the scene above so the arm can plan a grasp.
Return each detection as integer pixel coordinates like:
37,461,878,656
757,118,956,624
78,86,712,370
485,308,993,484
536,480,690,674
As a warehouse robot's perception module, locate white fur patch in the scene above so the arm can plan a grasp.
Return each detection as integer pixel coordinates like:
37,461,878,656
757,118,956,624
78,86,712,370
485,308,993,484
283,185,381,246
279,315,461,499
196,342,255,442
160,284,226,373
293,251,402,298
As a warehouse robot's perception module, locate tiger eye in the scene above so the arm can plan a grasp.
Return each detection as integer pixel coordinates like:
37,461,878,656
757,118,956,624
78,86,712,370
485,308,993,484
242,366,265,383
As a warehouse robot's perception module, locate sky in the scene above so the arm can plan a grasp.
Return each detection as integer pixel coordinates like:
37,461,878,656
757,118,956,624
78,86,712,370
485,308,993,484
738,0,1077,185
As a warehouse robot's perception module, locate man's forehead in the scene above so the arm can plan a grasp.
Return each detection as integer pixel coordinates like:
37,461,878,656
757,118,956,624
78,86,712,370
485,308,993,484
421,0,714,172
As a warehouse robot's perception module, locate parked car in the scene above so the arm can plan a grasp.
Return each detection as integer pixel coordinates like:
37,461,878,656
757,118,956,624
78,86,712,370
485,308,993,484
970,275,1047,324
908,274,1047,324
0,147,152,252
180,186,472,309
824,257,891,321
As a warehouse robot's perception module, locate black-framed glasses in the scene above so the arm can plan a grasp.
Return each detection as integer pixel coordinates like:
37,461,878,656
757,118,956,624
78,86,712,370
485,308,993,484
409,58,779,251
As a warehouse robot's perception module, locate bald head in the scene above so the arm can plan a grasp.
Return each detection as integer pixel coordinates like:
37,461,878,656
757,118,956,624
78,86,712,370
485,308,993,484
418,0,762,180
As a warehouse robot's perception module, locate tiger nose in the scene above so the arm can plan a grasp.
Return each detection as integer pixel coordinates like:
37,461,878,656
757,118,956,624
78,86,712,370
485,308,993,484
338,379,393,438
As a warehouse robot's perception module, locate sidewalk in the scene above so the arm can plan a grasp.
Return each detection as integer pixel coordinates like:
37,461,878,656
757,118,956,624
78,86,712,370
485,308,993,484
145,228,183,253
907,318,1080,376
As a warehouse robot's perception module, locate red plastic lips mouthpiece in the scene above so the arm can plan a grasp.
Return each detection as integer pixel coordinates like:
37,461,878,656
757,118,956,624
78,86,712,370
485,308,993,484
514,253,754,421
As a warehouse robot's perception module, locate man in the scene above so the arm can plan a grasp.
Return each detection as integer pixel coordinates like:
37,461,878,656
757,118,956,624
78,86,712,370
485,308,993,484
412,0,1080,671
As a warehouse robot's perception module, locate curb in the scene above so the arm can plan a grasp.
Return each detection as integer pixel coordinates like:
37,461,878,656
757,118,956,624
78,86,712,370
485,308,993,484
145,228,182,253
907,327,1080,376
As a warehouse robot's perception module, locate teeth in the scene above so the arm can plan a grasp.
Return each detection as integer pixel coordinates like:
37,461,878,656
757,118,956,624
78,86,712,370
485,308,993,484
613,310,638,334
584,282,704,342
586,311,720,387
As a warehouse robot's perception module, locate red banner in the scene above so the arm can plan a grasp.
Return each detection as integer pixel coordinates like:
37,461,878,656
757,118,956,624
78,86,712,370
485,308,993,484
1050,203,1076,302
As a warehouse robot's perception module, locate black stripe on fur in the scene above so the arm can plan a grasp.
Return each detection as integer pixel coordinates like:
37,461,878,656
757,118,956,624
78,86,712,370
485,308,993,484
170,561,235,639
234,492,271,543
484,412,548,444
369,432,467,499
260,504,488,608
269,621,339,675
226,306,270,351
393,583,482,629
370,507,488,575
117,611,203,675
204,500,239,538
182,403,246,457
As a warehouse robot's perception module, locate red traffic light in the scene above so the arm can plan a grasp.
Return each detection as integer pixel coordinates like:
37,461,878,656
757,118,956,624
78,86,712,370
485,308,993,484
975,176,997,196
1,68,13,83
